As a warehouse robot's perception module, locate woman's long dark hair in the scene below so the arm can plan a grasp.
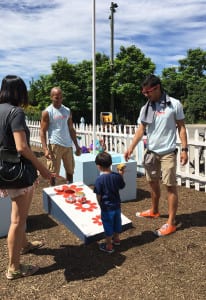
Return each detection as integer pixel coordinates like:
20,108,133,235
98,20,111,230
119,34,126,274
0,75,28,107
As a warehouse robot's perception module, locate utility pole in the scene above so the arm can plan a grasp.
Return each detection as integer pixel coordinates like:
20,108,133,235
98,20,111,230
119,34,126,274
109,2,118,122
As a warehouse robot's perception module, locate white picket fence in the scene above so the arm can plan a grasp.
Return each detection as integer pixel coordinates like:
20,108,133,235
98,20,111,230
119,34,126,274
27,120,206,192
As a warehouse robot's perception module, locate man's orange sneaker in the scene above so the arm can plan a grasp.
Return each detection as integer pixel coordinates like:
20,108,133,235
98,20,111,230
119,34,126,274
136,209,160,218
154,223,176,237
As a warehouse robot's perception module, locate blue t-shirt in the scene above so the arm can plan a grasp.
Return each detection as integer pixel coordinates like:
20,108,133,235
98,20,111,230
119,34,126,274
94,172,125,211
139,95,185,155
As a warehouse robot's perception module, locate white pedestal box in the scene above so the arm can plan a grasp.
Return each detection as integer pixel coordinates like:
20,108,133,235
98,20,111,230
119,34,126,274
60,152,137,202
0,196,11,237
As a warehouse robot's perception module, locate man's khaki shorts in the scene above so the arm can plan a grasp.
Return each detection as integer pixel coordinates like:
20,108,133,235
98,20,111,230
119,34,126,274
47,144,74,176
145,151,177,186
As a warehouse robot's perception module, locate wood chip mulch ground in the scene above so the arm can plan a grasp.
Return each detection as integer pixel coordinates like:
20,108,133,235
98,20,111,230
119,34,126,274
0,148,205,300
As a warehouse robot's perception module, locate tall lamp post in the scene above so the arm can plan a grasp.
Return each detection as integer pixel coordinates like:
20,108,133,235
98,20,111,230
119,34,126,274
92,0,96,154
109,2,118,121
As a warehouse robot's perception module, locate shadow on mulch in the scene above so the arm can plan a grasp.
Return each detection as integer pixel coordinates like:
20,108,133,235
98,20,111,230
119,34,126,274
29,244,126,282
176,210,206,229
30,230,157,282
159,210,206,230
136,188,150,201
121,188,150,203
26,214,58,232
13,209,206,238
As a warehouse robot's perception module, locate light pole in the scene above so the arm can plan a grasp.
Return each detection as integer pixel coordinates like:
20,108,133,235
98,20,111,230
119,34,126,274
92,0,96,154
109,2,118,121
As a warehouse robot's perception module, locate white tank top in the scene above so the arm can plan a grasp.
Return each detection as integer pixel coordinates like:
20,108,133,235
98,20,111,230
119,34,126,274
46,104,72,147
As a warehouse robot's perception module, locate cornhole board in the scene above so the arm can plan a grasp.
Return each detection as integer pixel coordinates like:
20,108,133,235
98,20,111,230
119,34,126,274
42,182,132,244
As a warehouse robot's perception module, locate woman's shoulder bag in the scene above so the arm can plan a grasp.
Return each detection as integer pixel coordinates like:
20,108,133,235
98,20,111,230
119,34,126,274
0,107,38,189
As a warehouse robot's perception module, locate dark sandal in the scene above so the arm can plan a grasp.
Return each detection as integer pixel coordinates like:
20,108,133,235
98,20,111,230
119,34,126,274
6,264,39,280
21,240,44,255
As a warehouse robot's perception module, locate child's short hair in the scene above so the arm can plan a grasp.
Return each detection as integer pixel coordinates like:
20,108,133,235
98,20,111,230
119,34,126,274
95,152,112,168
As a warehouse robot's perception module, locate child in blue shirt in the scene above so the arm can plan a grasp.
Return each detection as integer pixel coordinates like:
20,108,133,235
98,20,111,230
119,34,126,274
94,152,125,253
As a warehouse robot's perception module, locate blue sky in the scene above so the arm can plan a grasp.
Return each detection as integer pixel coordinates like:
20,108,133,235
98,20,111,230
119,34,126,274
0,0,206,87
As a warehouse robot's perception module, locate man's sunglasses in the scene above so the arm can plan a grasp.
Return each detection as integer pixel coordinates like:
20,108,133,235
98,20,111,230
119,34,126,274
142,85,158,95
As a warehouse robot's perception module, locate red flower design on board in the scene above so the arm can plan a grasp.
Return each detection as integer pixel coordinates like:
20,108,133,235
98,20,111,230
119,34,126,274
54,185,83,198
74,200,98,212
69,185,83,192
92,215,102,226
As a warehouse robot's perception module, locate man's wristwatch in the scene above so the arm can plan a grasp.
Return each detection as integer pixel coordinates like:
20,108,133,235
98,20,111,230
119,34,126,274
181,147,188,152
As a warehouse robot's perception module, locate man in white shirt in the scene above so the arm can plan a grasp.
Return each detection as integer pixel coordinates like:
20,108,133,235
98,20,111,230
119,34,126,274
40,87,81,184
124,75,188,236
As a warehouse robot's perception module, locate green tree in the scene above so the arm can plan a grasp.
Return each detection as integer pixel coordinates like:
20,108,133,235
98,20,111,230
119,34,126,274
161,67,186,100
178,48,206,123
74,53,111,123
179,48,206,77
113,45,155,123
184,78,206,123
74,59,93,122
29,74,53,111
162,48,206,123
30,57,83,122
51,57,80,117
29,47,206,124
95,53,111,122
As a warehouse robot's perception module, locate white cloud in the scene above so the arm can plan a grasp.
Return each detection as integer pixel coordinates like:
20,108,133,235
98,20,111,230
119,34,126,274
0,0,206,86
